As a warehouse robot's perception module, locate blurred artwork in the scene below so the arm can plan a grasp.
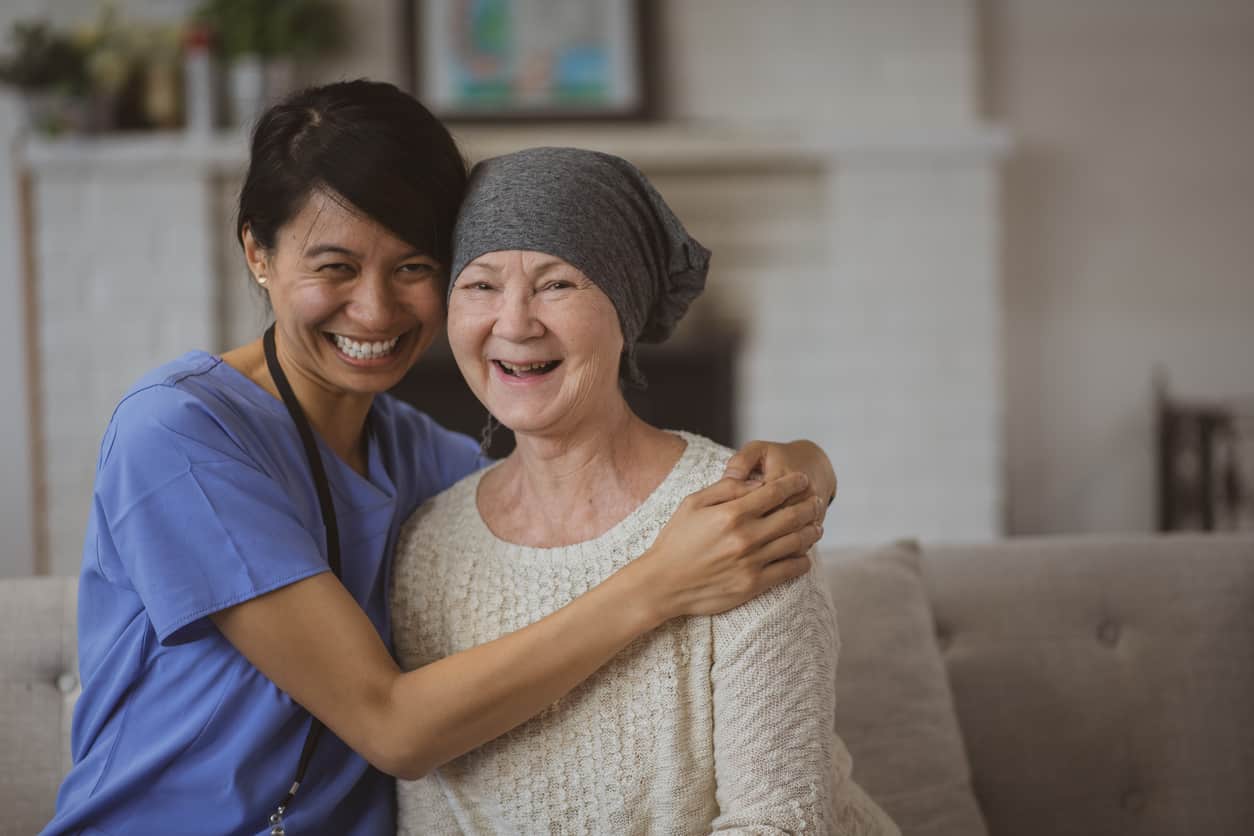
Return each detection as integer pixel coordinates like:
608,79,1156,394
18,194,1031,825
418,0,646,119
1157,385,1254,532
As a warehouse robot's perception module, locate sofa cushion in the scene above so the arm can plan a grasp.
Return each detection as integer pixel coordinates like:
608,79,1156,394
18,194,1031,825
823,541,989,836
0,575,79,835
924,534,1254,836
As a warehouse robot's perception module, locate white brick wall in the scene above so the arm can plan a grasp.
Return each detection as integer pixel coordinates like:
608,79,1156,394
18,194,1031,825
33,162,219,575
821,161,1003,541
654,157,1003,544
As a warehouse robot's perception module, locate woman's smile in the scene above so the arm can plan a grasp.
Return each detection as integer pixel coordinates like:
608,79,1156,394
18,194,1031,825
491,357,563,384
327,329,412,366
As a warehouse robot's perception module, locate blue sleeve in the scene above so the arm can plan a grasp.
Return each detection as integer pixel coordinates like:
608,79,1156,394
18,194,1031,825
95,385,328,645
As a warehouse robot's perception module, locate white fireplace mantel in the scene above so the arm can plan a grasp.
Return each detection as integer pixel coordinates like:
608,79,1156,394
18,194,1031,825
20,121,1009,173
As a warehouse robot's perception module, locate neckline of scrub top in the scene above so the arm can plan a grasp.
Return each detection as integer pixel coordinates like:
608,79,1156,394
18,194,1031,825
190,350,396,510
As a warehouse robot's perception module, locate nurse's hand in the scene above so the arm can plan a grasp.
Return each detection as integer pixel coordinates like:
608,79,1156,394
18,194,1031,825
626,471,823,622
723,439,837,524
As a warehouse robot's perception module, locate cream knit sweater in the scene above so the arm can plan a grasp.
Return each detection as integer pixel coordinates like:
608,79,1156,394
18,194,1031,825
391,432,898,835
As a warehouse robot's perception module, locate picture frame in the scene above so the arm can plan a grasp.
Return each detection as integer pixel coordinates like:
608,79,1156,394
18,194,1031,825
402,0,655,121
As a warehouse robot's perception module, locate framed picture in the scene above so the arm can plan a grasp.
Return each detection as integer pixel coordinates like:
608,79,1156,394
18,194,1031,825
404,0,655,121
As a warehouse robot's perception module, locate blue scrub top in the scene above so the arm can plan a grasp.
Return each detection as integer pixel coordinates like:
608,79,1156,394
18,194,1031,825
42,352,488,836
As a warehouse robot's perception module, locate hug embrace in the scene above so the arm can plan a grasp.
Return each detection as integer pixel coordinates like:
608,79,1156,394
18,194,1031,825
43,80,897,835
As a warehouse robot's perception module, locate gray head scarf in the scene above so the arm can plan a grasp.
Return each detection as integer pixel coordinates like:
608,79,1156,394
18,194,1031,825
449,146,711,388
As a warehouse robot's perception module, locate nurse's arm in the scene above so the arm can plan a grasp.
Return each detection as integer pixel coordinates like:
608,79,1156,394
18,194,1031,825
210,471,820,780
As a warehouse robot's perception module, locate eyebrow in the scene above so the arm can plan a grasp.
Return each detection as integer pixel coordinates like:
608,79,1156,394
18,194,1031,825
303,243,433,261
304,244,359,259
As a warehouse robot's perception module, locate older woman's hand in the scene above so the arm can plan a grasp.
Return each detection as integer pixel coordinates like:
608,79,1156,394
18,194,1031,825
625,472,824,622
723,440,836,523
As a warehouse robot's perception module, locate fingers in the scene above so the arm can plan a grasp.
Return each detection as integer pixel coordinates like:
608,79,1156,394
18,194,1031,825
779,486,819,510
723,440,768,481
749,515,822,565
727,472,811,517
755,553,813,590
754,443,791,482
684,476,764,509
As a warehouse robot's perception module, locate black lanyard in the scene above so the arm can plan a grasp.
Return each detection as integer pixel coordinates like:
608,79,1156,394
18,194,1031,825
262,323,343,834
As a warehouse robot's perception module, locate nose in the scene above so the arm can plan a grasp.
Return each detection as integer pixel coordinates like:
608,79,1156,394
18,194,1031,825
349,273,397,333
492,285,544,342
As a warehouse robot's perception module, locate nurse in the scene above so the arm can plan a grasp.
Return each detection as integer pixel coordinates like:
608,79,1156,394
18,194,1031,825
42,80,834,835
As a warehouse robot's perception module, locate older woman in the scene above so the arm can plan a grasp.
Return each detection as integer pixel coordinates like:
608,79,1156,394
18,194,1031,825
392,148,897,834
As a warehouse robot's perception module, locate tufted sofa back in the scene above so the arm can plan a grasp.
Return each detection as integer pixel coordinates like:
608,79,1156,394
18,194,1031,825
922,535,1254,836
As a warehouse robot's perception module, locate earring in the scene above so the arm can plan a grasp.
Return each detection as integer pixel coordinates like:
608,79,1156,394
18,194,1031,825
256,274,268,286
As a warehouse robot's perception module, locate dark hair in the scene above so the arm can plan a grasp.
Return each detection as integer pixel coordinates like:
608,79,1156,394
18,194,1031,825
236,79,467,271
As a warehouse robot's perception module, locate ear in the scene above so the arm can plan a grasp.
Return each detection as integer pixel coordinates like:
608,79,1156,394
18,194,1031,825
241,224,270,281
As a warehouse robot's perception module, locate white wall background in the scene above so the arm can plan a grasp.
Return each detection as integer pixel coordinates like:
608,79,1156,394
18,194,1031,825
989,0,1254,533
662,0,979,127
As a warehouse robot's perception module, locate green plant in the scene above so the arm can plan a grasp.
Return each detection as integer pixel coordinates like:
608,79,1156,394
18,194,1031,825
268,0,343,60
74,7,138,98
196,0,343,59
195,0,265,57
0,22,89,93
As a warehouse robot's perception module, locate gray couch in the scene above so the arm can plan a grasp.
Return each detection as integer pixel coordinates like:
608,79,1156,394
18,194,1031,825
3,534,1252,836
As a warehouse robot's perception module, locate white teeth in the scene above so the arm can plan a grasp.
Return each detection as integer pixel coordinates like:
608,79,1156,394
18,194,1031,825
333,333,401,360
499,360,555,373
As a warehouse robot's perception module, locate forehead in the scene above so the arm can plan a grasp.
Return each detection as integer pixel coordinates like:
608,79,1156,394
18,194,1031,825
279,190,412,255
466,250,584,276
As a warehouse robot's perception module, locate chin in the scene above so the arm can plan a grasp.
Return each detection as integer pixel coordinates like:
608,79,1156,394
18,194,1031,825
487,410,531,435
338,361,413,396
485,405,552,437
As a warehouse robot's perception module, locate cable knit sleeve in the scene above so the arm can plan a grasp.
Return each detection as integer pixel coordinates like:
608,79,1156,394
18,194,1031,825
710,566,899,835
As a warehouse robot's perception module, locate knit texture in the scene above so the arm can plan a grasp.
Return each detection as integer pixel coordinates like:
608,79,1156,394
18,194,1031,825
391,432,899,835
